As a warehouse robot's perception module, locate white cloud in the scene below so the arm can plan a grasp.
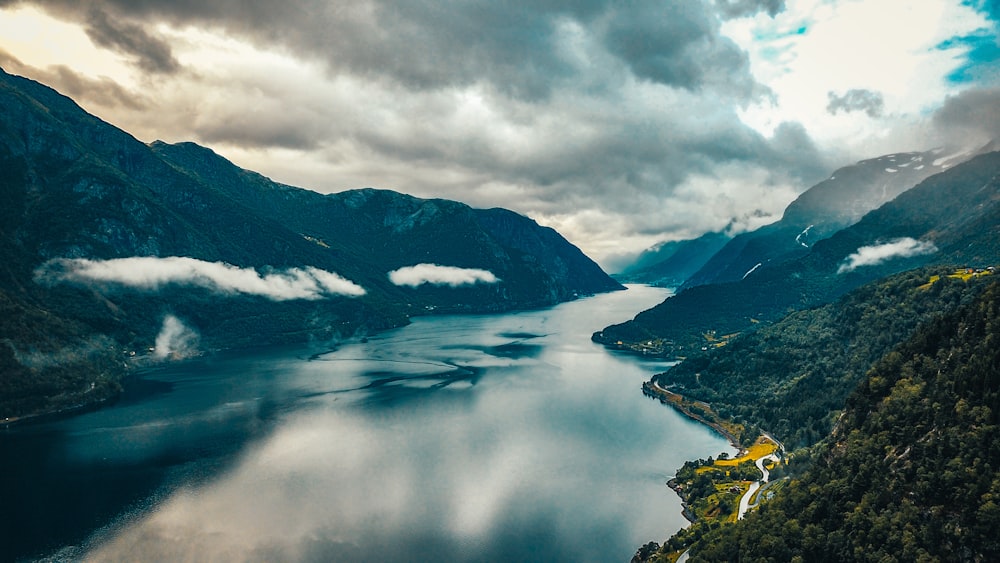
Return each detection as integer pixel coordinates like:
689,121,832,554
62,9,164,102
725,0,990,153
1,1,995,270
388,264,499,288
34,256,366,299
154,315,199,360
837,237,938,273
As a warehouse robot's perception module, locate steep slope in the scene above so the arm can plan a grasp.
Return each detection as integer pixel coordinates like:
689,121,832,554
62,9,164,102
653,267,994,449
615,231,731,287
0,68,620,419
668,279,1000,562
150,142,621,308
596,151,1000,357
682,150,968,290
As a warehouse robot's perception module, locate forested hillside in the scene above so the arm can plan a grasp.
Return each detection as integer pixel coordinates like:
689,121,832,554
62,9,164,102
656,267,995,449
640,277,1000,562
680,279,1000,562
598,151,1000,358
0,68,620,421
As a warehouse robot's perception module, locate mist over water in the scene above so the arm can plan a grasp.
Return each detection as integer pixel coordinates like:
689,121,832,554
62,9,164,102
2,286,733,562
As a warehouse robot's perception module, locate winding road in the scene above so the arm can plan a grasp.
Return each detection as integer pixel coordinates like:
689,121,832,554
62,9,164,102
737,453,781,520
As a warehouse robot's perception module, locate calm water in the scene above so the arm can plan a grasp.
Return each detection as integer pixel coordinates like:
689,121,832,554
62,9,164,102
1,285,733,562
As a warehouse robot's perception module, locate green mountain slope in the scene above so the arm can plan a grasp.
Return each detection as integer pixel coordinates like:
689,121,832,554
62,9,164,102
654,267,994,450
682,150,967,290
597,151,1000,358
0,68,620,420
615,231,731,287
668,278,1000,562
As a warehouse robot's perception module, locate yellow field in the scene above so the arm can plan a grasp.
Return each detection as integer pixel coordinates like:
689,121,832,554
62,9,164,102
713,438,778,467
919,268,993,289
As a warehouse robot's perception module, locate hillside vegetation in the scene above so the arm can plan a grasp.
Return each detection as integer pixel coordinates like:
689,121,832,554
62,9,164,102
599,151,1000,359
666,278,1000,562
656,267,995,449
0,68,621,420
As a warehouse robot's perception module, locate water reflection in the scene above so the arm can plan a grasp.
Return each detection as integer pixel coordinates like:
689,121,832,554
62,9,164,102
6,286,733,562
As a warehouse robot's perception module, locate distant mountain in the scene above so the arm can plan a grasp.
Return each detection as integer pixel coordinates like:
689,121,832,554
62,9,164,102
682,149,972,290
0,68,621,419
614,231,730,287
148,141,620,310
595,151,1000,357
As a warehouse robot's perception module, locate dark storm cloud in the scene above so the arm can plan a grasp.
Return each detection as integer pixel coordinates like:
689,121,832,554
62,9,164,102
20,0,767,99
20,0,583,99
50,0,811,187
3,0,835,258
191,98,331,150
600,0,755,94
826,89,886,118
765,121,826,180
932,86,1000,143
83,6,179,73
0,0,179,73
195,120,323,151
716,0,786,19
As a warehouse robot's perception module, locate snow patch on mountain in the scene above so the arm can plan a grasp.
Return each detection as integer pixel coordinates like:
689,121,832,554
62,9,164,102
743,262,763,279
795,225,815,248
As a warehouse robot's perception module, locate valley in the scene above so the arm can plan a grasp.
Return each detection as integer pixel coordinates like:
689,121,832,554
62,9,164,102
2,45,1000,563
0,67,621,422
0,286,730,563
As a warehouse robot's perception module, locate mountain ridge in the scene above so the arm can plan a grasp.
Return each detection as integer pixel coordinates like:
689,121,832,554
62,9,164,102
0,67,621,420
647,277,1000,562
615,231,731,287
596,150,1000,358
681,148,974,290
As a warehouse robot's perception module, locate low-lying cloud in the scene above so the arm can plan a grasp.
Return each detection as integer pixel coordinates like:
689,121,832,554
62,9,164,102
154,315,200,360
838,238,938,273
35,256,366,299
388,264,499,288
4,334,117,370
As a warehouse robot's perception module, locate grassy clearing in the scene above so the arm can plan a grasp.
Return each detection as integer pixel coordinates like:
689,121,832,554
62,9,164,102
715,437,778,467
919,268,993,290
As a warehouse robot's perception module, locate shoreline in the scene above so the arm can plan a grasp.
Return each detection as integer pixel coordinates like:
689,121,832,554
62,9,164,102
641,380,742,450
2,290,623,429
1,393,120,429
643,378,784,529
643,378,740,527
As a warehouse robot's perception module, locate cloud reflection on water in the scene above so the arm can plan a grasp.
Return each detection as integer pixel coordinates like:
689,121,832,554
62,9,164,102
81,286,732,562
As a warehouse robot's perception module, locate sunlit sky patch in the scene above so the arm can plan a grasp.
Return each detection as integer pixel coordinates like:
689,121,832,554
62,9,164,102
0,0,997,269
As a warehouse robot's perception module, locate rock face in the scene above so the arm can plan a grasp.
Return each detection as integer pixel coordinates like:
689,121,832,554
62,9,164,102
0,67,621,419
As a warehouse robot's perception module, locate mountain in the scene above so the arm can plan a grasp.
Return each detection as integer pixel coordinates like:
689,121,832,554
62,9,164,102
146,140,621,307
681,149,972,290
0,68,621,420
614,231,731,287
595,151,1000,357
657,278,1000,562
653,266,995,450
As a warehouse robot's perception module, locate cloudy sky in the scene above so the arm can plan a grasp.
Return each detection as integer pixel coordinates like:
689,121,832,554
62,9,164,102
0,0,998,269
